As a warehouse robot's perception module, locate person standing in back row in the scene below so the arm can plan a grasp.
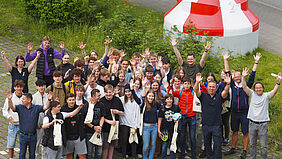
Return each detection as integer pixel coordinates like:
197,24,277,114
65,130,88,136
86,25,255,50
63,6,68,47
25,36,65,87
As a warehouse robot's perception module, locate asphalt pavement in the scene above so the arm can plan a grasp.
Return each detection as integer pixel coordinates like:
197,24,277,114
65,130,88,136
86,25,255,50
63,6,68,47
129,0,282,56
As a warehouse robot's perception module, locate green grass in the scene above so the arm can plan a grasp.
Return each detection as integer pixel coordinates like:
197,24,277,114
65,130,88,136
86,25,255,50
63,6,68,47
0,0,282,142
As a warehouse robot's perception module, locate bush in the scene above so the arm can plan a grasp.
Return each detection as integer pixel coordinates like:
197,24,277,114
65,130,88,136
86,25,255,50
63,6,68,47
22,0,108,27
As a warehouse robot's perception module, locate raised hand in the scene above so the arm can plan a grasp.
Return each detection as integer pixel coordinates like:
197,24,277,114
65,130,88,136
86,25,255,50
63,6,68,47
204,41,212,51
222,51,230,60
119,49,126,58
143,48,150,58
104,37,112,45
143,82,150,91
78,103,84,109
242,67,249,77
156,58,163,69
1,50,5,58
108,47,114,56
164,81,169,90
277,72,281,83
6,91,12,99
130,79,134,90
254,52,262,63
27,42,33,53
54,97,60,102
170,38,178,47
225,73,231,85
64,69,71,79
47,91,53,100
196,73,203,83
78,42,86,50
59,41,65,50
36,50,42,58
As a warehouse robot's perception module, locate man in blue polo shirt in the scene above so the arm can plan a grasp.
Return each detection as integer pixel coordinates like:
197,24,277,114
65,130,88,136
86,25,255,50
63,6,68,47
7,91,52,159
194,73,231,159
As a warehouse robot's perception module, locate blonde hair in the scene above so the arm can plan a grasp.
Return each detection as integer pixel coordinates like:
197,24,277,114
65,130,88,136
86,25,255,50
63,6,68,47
104,84,114,92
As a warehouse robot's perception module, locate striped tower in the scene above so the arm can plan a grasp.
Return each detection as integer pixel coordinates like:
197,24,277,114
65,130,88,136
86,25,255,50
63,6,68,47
164,0,259,55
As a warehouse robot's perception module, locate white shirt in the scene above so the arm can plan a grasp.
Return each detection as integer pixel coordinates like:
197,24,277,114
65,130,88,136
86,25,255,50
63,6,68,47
32,91,48,106
32,91,48,125
2,93,22,125
247,90,271,122
84,84,104,101
119,96,141,129
43,112,69,124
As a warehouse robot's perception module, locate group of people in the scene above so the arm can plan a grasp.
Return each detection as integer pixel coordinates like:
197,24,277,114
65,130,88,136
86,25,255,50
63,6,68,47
1,36,280,159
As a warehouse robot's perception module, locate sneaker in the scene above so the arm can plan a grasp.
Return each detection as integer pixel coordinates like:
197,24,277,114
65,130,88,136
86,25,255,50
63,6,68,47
224,148,236,155
184,156,191,159
240,150,247,159
199,150,206,158
201,143,205,151
137,154,142,158
222,138,229,146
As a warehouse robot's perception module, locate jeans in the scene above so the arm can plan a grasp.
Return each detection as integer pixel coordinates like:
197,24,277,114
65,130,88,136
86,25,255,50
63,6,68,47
161,130,176,159
202,125,222,159
249,121,268,159
86,133,102,159
7,124,20,148
19,132,37,159
142,124,158,159
179,115,197,159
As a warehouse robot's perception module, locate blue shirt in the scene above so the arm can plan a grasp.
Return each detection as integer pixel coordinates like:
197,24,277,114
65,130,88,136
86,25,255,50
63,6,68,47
199,92,224,126
15,104,44,133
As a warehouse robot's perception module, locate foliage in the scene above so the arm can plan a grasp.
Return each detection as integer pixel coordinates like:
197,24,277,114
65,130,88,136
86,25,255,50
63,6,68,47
21,0,115,27
1,0,282,142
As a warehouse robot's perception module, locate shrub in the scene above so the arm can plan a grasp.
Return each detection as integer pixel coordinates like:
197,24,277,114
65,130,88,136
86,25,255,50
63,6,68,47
22,0,109,27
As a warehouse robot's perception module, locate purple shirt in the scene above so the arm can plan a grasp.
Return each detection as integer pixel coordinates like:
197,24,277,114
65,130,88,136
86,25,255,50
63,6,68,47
25,44,65,76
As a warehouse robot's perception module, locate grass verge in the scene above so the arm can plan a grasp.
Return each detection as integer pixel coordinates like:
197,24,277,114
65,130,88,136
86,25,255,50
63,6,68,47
0,0,281,143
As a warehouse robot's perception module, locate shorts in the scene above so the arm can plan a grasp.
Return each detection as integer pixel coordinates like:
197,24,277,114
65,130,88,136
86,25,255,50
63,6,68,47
7,124,20,148
45,146,63,159
64,137,87,155
102,132,118,149
231,112,249,134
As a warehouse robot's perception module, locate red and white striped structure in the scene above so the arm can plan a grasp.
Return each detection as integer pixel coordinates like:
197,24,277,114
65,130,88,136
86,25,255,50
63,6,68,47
164,0,260,55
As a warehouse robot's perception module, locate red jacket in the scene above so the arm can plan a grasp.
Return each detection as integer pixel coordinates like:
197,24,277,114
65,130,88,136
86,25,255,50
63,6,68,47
167,84,207,117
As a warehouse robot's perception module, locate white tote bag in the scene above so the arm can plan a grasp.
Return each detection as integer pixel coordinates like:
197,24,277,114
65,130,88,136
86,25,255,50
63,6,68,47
107,109,119,143
139,106,146,136
170,121,179,153
89,132,102,146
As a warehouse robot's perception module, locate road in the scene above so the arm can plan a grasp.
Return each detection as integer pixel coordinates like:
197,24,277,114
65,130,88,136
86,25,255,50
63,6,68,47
129,0,282,56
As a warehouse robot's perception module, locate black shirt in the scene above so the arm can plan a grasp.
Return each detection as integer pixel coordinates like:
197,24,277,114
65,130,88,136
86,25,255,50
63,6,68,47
56,63,74,83
85,102,106,134
158,104,181,131
199,92,224,126
100,96,124,133
142,103,160,124
61,104,87,140
10,67,30,93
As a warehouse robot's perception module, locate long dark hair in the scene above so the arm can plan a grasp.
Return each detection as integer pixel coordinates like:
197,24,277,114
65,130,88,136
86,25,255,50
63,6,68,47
124,91,134,104
151,80,165,103
145,90,155,111
60,52,70,75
